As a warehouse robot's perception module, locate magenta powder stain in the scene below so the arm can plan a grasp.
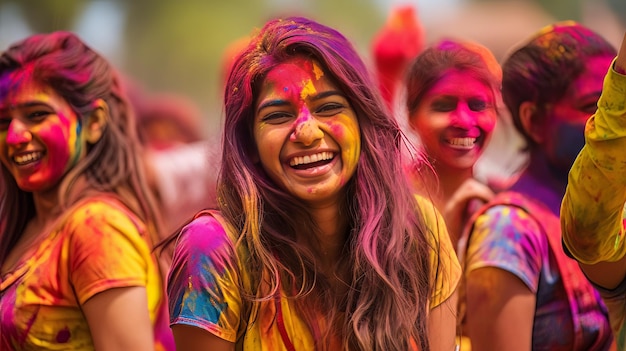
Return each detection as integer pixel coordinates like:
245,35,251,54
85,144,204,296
56,327,70,343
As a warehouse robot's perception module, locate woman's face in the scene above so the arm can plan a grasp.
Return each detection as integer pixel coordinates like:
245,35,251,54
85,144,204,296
0,76,85,193
410,69,497,172
540,54,614,175
253,56,361,207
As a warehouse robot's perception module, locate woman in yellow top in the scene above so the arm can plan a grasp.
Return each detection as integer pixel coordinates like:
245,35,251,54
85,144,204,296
0,32,173,350
561,32,626,349
166,16,460,351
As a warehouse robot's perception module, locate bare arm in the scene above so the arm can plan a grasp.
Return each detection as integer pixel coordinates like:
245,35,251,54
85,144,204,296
429,289,459,351
465,267,535,351
615,32,626,75
579,255,626,289
82,286,154,351
172,324,235,351
562,33,626,287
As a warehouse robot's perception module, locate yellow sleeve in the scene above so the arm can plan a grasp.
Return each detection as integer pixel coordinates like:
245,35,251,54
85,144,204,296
562,61,626,264
415,195,462,309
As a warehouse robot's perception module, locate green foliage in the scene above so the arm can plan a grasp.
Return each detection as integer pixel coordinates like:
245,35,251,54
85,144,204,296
0,0,385,132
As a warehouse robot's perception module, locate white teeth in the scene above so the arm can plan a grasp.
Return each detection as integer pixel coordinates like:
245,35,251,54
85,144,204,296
290,152,334,166
14,151,42,165
448,138,476,147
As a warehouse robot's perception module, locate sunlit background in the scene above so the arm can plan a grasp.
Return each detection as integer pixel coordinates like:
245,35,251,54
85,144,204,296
0,0,624,136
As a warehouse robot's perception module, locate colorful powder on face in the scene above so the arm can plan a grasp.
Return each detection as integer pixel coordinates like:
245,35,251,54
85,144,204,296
299,79,317,101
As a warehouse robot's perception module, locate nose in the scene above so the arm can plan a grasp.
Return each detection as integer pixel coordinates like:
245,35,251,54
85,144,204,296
452,103,477,129
5,119,32,145
290,108,323,146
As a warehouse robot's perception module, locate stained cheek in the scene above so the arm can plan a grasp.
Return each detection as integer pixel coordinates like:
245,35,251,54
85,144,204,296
477,111,497,133
550,122,586,168
330,116,361,172
39,122,73,174
255,127,283,173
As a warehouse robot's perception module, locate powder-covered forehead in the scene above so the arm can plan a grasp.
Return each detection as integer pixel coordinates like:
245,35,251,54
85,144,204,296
0,64,38,105
435,39,502,83
525,21,615,62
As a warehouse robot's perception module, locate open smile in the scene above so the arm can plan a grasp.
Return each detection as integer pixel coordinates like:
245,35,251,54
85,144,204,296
446,137,478,150
13,151,45,166
289,151,335,169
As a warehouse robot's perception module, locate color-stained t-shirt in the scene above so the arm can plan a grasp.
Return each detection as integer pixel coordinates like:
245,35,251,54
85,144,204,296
0,196,173,351
167,196,461,350
561,62,626,349
466,197,613,350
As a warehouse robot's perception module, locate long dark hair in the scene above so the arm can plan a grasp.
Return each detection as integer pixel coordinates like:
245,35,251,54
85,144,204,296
502,21,616,148
0,31,162,262
220,16,436,350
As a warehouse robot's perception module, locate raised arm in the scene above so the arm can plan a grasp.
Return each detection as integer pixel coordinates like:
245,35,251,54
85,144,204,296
561,32,626,289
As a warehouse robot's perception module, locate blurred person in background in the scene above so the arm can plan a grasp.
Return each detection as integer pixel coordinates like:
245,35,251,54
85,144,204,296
404,38,502,351
126,81,219,240
404,38,501,252
462,22,616,351
371,5,424,114
128,36,252,242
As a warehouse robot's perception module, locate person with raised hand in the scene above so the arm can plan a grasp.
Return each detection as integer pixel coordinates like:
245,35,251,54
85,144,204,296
462,22,616,350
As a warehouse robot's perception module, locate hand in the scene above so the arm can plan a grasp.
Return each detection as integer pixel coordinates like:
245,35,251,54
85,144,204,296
442,178,494,244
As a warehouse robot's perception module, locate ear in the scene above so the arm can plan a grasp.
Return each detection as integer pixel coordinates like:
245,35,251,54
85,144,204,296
84,99,109,144
519,101,544,144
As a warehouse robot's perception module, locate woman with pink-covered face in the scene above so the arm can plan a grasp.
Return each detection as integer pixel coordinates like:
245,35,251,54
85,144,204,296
405,39,502,249
0,32,174,350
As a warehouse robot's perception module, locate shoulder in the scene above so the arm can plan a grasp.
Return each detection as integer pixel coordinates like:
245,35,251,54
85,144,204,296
176,212,233,251
65,196,144,232
171,211,239,273
465,194,548,284
413,194,445,231
473,193,545,237
414,195,463,308
62,196,148,245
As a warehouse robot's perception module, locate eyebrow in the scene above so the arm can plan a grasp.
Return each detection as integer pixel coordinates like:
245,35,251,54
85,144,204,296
0,101,50,114
256,90,345,114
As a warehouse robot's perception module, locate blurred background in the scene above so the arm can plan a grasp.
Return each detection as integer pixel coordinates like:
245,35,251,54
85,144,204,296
0,0,624,136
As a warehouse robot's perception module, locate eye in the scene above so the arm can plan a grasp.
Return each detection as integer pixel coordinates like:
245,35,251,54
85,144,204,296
0,117,10,131
468,99,489,112
27,110,51,121
431,99,456,112
316,102,344,116
261,111,293,124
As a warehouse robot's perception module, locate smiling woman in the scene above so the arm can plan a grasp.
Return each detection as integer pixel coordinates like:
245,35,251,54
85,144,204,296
164,16,461,351
0,32,174,350
404,39,502,249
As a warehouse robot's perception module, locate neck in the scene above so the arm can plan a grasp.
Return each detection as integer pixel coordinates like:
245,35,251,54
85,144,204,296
511,150,567,215
303,201,349,268
524,150,567,194
434,164,474,207
32,189,63,226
